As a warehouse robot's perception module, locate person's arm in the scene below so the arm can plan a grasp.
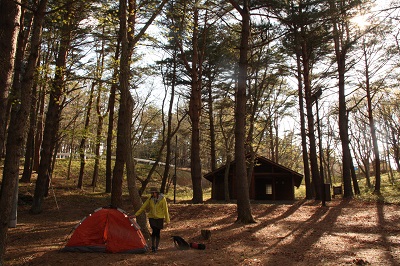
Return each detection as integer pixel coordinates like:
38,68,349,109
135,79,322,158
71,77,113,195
135,197,150,217
163,198,170,223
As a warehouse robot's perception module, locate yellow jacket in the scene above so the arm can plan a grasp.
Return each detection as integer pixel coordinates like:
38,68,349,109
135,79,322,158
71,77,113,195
135,194,170,223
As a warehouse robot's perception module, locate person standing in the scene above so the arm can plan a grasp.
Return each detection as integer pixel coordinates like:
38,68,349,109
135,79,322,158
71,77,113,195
134,187,170,252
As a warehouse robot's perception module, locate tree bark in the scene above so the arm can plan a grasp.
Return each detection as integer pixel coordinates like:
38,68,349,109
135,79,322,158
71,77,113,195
161,47,177,194
189,4,203,204
33,88,45,172
91,31,107,190
207,73,217,172
31,0,71,214
105,41,120,193
229,0,255,224
18,7,36,183
111,0,168,206
20,81,38,183
77,82,95,189
328,0,355,198
362,43,381,194
219,95,234,202
301,26,321,200
126,99,149,237
0,0,21,159
91,105,104,189
224,154,232,201
295,45,313,199
111,0,132,208
0,1,21,262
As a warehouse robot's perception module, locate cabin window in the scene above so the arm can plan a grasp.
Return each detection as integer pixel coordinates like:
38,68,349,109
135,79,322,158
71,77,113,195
265,184,272,195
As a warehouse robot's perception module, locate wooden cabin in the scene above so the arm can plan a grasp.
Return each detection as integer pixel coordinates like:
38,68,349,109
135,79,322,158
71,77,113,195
204,156,303,201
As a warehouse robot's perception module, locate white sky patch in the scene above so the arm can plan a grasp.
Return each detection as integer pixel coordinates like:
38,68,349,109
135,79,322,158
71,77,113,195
351,13,370,30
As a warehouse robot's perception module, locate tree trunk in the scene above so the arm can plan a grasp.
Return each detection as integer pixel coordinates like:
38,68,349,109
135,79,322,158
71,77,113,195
31,0,70,214
0,0,21,160
189,3,203,204
0,1,22,262
362,44,381,194
20,81,38,183
66,120,77,180
111,0,167,202
18,8,36,183
224,154,231,202
328,0,356,199
77,82,95,189
389,125,400,172
91,114,104,189
33,88,45,172
350,158,360,194
91,33,106,189
207,74,217,172
230,0,255,224
338,62,354,198
105,36,120,194
268,117,274,160
295,48,313,199
126,97,149,237
245,66,258,187
105,60,119,193
273,116,279,163
161,48,177,194
301,27,321,200
0,77,31,264
189,84,203,203
219,95,234,202
112,0,168,206
111,0,131,208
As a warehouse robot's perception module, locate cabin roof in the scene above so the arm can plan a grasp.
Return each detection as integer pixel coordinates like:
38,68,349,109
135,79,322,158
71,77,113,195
203,155,303,187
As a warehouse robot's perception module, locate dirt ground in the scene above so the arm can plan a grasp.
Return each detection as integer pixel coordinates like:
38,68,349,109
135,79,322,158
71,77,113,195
4,181,400,266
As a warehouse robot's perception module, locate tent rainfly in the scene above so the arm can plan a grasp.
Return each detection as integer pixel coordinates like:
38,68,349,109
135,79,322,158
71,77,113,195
62,206,148,253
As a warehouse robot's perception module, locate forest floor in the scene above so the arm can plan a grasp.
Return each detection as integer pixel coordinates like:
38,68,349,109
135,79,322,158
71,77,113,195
4,178,400,266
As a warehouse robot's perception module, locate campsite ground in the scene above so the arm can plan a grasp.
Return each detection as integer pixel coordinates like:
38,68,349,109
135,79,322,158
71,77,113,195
4,179,400,266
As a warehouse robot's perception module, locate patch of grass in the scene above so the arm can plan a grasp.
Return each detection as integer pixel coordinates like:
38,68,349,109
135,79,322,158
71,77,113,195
356,172,400,204
50,159,210,202
17,159,400,204
294,172,400,204
295,184,306,199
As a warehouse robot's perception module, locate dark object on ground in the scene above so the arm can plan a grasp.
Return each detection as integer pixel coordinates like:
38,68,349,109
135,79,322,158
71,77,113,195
18,194,33,205
171,235,190,250
201,229,211,240
353,258,370,265
332,185,342,198
190,242,206,250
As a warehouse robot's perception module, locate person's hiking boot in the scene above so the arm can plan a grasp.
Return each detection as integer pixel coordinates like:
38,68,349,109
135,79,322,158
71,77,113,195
151,246,156,253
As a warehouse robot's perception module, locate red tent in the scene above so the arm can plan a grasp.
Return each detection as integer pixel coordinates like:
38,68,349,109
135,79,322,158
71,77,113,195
63,207,148,253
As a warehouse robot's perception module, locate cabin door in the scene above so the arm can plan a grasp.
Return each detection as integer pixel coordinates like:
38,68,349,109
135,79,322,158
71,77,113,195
255,179,274,200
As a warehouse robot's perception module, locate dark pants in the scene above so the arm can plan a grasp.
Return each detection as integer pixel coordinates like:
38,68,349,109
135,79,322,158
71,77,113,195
149,218,164,251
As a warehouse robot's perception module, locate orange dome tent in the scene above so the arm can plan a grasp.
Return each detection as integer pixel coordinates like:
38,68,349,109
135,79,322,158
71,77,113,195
63,207,148,253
